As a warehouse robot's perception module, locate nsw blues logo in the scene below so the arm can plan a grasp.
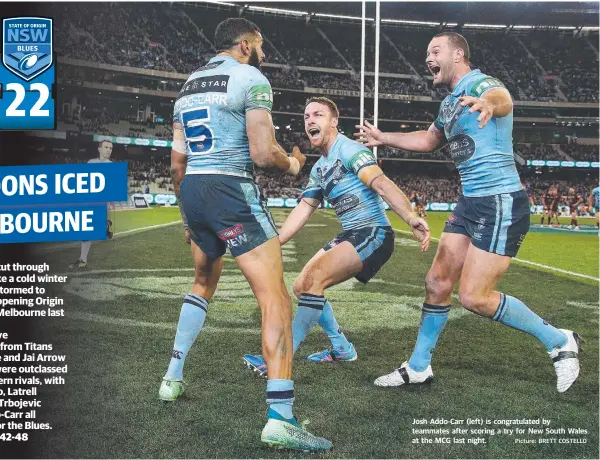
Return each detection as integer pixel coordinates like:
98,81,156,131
3,17,53,81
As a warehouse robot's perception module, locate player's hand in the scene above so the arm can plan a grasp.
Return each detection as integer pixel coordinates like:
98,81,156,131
354,120,383,148
184,228,191,245
291,146,306,170
409,217,431,253
458,96,493,129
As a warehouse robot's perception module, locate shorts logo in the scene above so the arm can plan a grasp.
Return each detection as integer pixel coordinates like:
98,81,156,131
447,214,457,224
3,17,53,81
473,232,482,240
218,224,244,240
218,224,248,249
327,238,341,248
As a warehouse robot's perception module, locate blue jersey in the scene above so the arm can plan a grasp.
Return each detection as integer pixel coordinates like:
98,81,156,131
173,56,273,179
434,69,522,197
302,134,390,231
593,187,599,208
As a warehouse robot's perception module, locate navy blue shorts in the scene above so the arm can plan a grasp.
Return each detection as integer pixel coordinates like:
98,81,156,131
323,226,395,283
444,190,530,257
180,174,278,259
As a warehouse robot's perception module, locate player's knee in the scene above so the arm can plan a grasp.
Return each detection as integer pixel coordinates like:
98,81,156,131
458,288,486,314
425,271,453,300
292,277,305,299
293,270,324,297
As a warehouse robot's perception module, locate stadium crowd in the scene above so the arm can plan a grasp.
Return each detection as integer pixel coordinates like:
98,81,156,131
50,3,599,103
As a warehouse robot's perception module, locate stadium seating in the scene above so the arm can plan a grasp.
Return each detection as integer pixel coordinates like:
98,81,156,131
50,3,599,102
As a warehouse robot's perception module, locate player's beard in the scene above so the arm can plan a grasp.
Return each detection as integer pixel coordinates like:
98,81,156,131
248,48,261,69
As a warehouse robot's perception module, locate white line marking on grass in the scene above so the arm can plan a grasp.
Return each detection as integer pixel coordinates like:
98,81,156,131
511,258,599,281
114,221,180,236
69,312,259,334
392,228,599,282
39,221,182,252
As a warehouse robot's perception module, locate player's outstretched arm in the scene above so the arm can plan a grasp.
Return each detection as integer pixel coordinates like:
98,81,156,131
354,120,444,153
278,198,320,246
247,110,306,175
171,122,191,244
358,165,430,252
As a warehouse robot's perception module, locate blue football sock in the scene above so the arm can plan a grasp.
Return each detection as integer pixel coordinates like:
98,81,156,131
318,301,351,352
266,379,294,420
408,304,450,372
292,294,326,353
165,293,208,380
493,293,567,352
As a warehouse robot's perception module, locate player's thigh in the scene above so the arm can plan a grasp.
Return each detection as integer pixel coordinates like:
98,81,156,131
296,243,363,295
459,243,511,300
301,226,395,290
431,200,473,285
235,236,289,302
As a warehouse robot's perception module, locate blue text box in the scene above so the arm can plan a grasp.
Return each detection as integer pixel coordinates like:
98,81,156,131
0,163,128,206
0,204,107,243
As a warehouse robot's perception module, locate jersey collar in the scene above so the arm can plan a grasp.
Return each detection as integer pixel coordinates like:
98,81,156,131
323,132,342,157
451,69,481,96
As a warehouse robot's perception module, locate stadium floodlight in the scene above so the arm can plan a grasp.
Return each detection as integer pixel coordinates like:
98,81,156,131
314,12,375,22
202,1,237,6
248,6,307,16
464,23,507,29
381,18,440,26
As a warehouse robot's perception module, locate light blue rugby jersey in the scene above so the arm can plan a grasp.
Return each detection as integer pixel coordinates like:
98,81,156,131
593,186,599,208
434,69,522,197
173,56,273,179
302,133,390,231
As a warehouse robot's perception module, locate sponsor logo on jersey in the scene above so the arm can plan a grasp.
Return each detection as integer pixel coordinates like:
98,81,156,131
179,75,230,97
331,193,359,215
448,134,476,165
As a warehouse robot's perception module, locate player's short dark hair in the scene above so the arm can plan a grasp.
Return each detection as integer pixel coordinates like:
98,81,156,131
214,18,262,52
433,32,470,64
98,140,112,148
304,97,339,118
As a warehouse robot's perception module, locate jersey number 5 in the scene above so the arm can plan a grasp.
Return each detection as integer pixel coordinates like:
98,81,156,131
181,107,214,154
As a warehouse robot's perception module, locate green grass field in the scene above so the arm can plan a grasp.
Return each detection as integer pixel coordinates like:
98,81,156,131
34,207,598,458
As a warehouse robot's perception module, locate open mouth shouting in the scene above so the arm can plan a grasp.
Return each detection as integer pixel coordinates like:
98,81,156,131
308,126,322,143
429,64,441,79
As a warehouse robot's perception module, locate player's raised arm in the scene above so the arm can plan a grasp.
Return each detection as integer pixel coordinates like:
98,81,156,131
354,120,445,153
357,164,430,252
278,198,321,246
170,121,190,243
246,110,305,175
